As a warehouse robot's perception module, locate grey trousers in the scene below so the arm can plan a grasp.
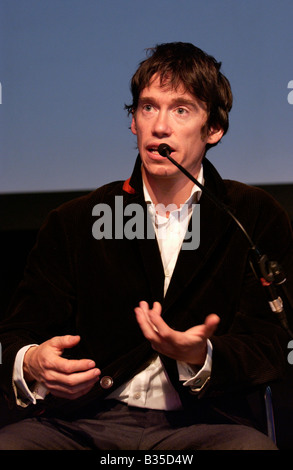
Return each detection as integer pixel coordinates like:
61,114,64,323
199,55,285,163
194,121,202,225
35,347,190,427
0,400,278,450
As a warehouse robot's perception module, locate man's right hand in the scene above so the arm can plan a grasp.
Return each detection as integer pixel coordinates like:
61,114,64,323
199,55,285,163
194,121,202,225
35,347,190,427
23,335,101,400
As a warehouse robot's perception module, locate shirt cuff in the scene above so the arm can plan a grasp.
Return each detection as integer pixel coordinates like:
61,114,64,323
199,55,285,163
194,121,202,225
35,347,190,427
13,345,48,407
177,339,212,393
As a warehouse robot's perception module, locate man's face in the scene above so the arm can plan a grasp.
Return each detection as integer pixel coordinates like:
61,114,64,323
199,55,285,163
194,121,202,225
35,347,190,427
131,75,223,181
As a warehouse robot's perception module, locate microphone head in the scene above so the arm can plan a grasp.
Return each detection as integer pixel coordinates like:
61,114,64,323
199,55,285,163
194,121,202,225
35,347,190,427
158,143,171,158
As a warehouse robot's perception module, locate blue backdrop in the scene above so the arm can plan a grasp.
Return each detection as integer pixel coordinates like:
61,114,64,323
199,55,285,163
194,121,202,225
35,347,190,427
1,0,293,193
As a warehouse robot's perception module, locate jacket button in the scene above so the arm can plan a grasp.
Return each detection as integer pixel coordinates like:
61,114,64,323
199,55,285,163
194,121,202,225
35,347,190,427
100,376,113,389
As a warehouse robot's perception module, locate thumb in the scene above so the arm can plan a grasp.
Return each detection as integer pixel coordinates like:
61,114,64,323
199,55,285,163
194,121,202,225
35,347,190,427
50,335,81,353
204,314,220,338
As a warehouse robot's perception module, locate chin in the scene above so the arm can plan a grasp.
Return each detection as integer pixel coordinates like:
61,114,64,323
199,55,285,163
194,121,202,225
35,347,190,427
147,168,179,182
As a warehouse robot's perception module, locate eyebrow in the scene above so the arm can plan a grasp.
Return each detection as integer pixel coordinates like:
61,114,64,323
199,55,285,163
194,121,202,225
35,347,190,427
138,96,200,109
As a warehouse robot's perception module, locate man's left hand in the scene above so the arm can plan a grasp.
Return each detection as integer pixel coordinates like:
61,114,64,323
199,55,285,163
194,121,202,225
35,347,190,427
134,301,219,366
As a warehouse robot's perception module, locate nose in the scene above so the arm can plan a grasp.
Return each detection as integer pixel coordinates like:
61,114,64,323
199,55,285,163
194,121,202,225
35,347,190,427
152,110,172,138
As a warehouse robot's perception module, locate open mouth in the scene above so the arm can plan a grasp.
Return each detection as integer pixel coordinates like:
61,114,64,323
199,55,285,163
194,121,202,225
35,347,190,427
148,147,160,155
147,145,174,156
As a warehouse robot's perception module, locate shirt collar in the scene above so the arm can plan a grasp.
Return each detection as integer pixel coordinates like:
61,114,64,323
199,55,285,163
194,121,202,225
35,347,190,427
143,165,204,207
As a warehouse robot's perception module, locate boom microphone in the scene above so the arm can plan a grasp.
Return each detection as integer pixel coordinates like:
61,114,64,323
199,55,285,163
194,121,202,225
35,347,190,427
157,143,293,337
158,144,255,248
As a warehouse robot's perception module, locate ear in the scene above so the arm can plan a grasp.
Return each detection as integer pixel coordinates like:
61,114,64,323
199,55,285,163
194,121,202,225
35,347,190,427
206,126,224,145
131,116,137,135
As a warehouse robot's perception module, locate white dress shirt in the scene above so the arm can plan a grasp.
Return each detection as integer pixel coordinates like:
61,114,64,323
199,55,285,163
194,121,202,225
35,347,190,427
13,166,212,408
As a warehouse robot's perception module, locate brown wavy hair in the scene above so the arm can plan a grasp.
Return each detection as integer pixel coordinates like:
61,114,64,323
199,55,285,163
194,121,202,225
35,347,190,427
125,42,233,150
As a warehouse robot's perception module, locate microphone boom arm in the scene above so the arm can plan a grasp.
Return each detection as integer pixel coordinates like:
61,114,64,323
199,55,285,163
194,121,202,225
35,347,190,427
157,143,293,337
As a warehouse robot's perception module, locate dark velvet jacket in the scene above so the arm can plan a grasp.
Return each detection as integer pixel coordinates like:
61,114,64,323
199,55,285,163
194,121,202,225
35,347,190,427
1,156,293,429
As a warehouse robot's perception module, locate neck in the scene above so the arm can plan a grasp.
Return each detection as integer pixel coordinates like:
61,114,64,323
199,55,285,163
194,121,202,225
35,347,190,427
142,166,199,207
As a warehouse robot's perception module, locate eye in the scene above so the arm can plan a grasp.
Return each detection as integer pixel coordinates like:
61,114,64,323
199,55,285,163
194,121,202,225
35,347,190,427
176,107,188,115
143,104,153,112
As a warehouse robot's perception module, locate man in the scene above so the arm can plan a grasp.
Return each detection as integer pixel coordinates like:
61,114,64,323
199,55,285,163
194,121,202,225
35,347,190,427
0,42,292,450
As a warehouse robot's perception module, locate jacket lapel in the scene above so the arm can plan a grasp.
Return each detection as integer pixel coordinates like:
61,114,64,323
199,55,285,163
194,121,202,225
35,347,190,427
162,158,233,315
162,188,233,313
123,158,165,304
136,229,165,304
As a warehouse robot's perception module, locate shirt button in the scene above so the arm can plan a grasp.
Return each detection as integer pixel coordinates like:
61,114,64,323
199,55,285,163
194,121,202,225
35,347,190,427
100,376,113,389
134,392,141,399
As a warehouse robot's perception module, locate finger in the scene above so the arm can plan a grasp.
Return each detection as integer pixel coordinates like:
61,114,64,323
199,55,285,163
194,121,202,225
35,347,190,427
140,301,163,333
148,306,171,337
46,373,100,400
135,306,157,338
188,314,220,340
53,356,99,375
139,301,161,317
135,303,162,341
151,301,162,316
45,365,100,388
135,301,153,324
42,365,100,397
138,300,150,311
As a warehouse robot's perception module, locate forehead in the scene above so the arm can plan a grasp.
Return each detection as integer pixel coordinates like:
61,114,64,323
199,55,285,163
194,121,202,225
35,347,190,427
139,74,206,110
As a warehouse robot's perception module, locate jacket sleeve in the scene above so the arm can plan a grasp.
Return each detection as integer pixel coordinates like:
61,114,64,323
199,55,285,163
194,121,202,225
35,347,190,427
207,196,293,395
0,208,76,406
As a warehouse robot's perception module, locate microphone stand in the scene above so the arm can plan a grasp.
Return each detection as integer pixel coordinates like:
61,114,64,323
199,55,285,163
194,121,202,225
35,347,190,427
158,144,293,338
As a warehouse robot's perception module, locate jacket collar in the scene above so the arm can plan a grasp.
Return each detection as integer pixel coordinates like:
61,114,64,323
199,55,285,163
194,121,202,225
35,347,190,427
122,155,144,195
123,154,228,203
